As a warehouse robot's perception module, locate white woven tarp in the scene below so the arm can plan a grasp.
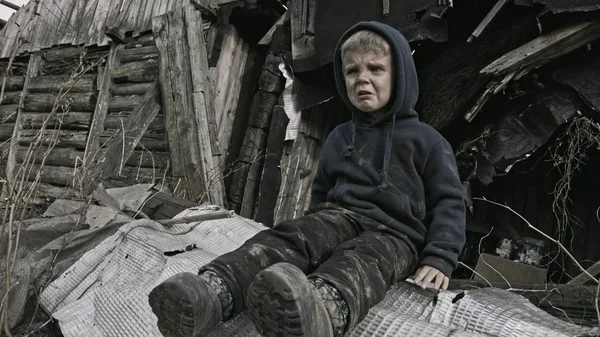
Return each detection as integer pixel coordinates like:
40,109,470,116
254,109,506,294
39,206,600,337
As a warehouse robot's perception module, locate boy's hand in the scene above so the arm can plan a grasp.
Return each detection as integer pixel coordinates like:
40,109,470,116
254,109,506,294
412,265,449,291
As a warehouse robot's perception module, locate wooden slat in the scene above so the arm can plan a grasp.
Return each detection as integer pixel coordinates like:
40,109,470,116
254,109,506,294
15,146,168,169
153,6,224,205
111,82,154,96
28,74,96,93
119,45,159,63
2,53,43,199
20,112,92,130
23,93,97,112
105,114,164,131
111,60,159,82
83,81,161,194
84,44,121,167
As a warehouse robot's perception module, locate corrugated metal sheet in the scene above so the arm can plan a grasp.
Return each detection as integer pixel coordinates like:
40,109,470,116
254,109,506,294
0,0,194,58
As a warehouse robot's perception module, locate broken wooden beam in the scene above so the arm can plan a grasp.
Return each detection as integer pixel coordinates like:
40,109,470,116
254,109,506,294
481,20,600,76
153,5,225,205
465,20,600,123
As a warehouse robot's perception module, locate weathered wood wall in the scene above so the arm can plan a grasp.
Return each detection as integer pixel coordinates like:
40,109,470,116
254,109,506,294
0,0,195,58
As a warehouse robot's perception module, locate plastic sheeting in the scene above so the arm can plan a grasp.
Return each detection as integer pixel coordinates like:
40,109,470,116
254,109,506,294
39,206,600,337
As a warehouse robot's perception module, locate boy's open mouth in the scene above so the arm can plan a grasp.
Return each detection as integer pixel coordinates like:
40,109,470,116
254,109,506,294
357,90,372,98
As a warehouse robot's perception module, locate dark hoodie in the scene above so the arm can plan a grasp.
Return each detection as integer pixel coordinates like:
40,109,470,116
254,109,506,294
308,21,466,277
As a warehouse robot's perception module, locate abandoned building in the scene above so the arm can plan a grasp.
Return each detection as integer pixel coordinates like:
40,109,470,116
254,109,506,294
0,0,599,336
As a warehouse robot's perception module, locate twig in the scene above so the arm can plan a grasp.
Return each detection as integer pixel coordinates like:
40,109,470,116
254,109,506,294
474,197,600,285
478,226,512,287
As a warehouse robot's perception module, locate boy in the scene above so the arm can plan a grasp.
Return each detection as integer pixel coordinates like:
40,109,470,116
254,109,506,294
149,21,465,337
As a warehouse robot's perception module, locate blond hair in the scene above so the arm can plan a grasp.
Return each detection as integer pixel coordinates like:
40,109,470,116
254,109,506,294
341,30,390,59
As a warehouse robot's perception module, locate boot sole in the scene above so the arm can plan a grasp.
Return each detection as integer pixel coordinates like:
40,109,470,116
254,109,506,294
247,263,333,337
149,273,219,337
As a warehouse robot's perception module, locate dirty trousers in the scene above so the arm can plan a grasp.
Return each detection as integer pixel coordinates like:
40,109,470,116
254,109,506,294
201,203,417,330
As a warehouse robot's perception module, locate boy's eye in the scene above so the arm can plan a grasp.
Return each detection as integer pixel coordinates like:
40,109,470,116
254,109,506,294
345,68,357,75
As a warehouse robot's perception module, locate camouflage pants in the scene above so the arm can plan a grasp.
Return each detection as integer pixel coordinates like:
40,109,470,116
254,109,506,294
201,202,417,330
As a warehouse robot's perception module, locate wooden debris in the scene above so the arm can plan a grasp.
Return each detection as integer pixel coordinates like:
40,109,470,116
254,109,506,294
153,5,225,205
467,0,509,43
567,261,600,285
481,20,600,76
105,26,126,44
466,20,600,123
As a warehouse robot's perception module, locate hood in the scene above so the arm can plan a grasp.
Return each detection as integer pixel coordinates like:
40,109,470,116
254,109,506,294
333,21,419,126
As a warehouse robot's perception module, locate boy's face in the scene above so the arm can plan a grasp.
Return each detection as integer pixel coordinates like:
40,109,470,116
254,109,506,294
342,49,392,115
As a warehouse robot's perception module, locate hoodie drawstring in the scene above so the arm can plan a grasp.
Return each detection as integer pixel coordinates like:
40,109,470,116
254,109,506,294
377,117,394,192
342,123,356,157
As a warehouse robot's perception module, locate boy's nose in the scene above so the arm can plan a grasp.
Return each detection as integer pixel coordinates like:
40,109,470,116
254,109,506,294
357,72,369,84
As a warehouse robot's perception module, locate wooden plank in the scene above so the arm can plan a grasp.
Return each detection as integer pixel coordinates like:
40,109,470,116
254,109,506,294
467,0,508,43
23,93,97,112
2,53,43,199
83,80,161,194
0,76,25,91
111,82,154,96
15,146,168,169
19,131,164,152
111,60,159,82
90,0,111,46
20,112,92,130
567,261,600,285
28,74,97,93
153,6,224,205
15,146,83,167
84,44,121,167
217,42,248,156
108,95,143,112
77,0,99,45
184,5,219,156
273,103,334,223
119,45,159,63
254,106,288,227
18,129,89,149
105,114,164,131
482,20,600,76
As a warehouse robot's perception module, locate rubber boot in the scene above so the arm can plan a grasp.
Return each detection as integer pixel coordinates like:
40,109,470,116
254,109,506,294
149,272,223,337
247,263,336,337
